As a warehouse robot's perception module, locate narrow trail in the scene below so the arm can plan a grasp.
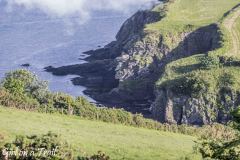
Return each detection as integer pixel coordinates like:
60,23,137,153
223,8,240,56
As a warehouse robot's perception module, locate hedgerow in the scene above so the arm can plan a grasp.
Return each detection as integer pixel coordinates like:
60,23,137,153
0,70,237,139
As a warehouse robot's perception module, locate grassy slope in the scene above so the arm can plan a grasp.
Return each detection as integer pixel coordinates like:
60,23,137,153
225,9,240,56
0,107,200,160
150,0,240,91
147,0,240,32
145,0,240,52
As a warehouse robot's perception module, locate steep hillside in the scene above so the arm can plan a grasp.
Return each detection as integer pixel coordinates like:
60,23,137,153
151,1,240,125
0,107,200,160
46,0,240,125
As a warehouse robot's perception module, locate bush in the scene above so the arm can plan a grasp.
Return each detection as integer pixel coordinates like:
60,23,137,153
1,133,111,160
219,56,240,66
198,139,240,160
88,151,110,160
218,72,236,88
52,93,75,115
169,72,210,97
75,97,98,120
186,73,210,96
199,123,237,141
197,108,240,160
0,70,231,138
0,88,40,110
1,69,49,102
200,55,220,69
1,132,74,160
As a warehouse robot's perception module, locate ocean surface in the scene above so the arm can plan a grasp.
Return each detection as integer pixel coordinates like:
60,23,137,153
0,3,145,100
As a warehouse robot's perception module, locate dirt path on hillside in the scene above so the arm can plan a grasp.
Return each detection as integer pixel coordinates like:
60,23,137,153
223,8,240,55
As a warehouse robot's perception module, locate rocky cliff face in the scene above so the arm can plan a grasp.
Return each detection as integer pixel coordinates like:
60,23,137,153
46,4,236,125
151,89,239,125
46,10,162,114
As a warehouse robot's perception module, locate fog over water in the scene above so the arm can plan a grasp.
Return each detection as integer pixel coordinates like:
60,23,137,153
0,0,156,100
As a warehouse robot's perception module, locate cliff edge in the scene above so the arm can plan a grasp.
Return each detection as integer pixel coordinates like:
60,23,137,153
46,0,240,125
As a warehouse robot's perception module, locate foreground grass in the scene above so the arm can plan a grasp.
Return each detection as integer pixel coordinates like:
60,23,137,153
0,107,200,160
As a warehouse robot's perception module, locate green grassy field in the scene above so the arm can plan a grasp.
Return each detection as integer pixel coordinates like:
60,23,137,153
147,0,240,32
0,107,200,160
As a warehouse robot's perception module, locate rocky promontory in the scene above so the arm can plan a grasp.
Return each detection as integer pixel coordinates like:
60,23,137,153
46,0,240,125
46,9,162,114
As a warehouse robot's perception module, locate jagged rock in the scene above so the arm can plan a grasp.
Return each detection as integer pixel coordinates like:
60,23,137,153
151,88,239,125
46,4,231,125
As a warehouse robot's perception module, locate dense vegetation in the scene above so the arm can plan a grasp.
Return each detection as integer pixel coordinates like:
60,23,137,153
197,109,240,160
148,0,240,49
0,69,238,159
0,69,191,134
0,107,199,160
0,69,237,139
0,132,110,160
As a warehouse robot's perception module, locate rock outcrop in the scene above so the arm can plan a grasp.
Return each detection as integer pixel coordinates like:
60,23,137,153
46,10,163,114
151,88,239,125
46,2,239,125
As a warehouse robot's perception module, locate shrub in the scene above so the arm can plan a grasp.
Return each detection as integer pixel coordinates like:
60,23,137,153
2,78,25,95
88,151,110,160
169,72,210,97
198,139,240,160
0,133,112,160
1,69,49,102
132,114,146,127
219,56,240,66
1,132,74,160
218,72,236,88
200,55,220,69
0,88,40,110
52,93,75,115
1,70,232,138
197,108,240,160
199,123,237,141
75,98,98,120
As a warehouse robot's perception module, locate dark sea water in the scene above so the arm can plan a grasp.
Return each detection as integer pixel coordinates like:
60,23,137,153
0,4,142,100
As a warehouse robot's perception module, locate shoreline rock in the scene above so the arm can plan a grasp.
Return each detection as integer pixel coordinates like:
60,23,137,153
21,63,30,67
45,10,162,116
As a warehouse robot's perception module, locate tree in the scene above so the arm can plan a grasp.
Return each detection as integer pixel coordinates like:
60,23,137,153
1,69,49,102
